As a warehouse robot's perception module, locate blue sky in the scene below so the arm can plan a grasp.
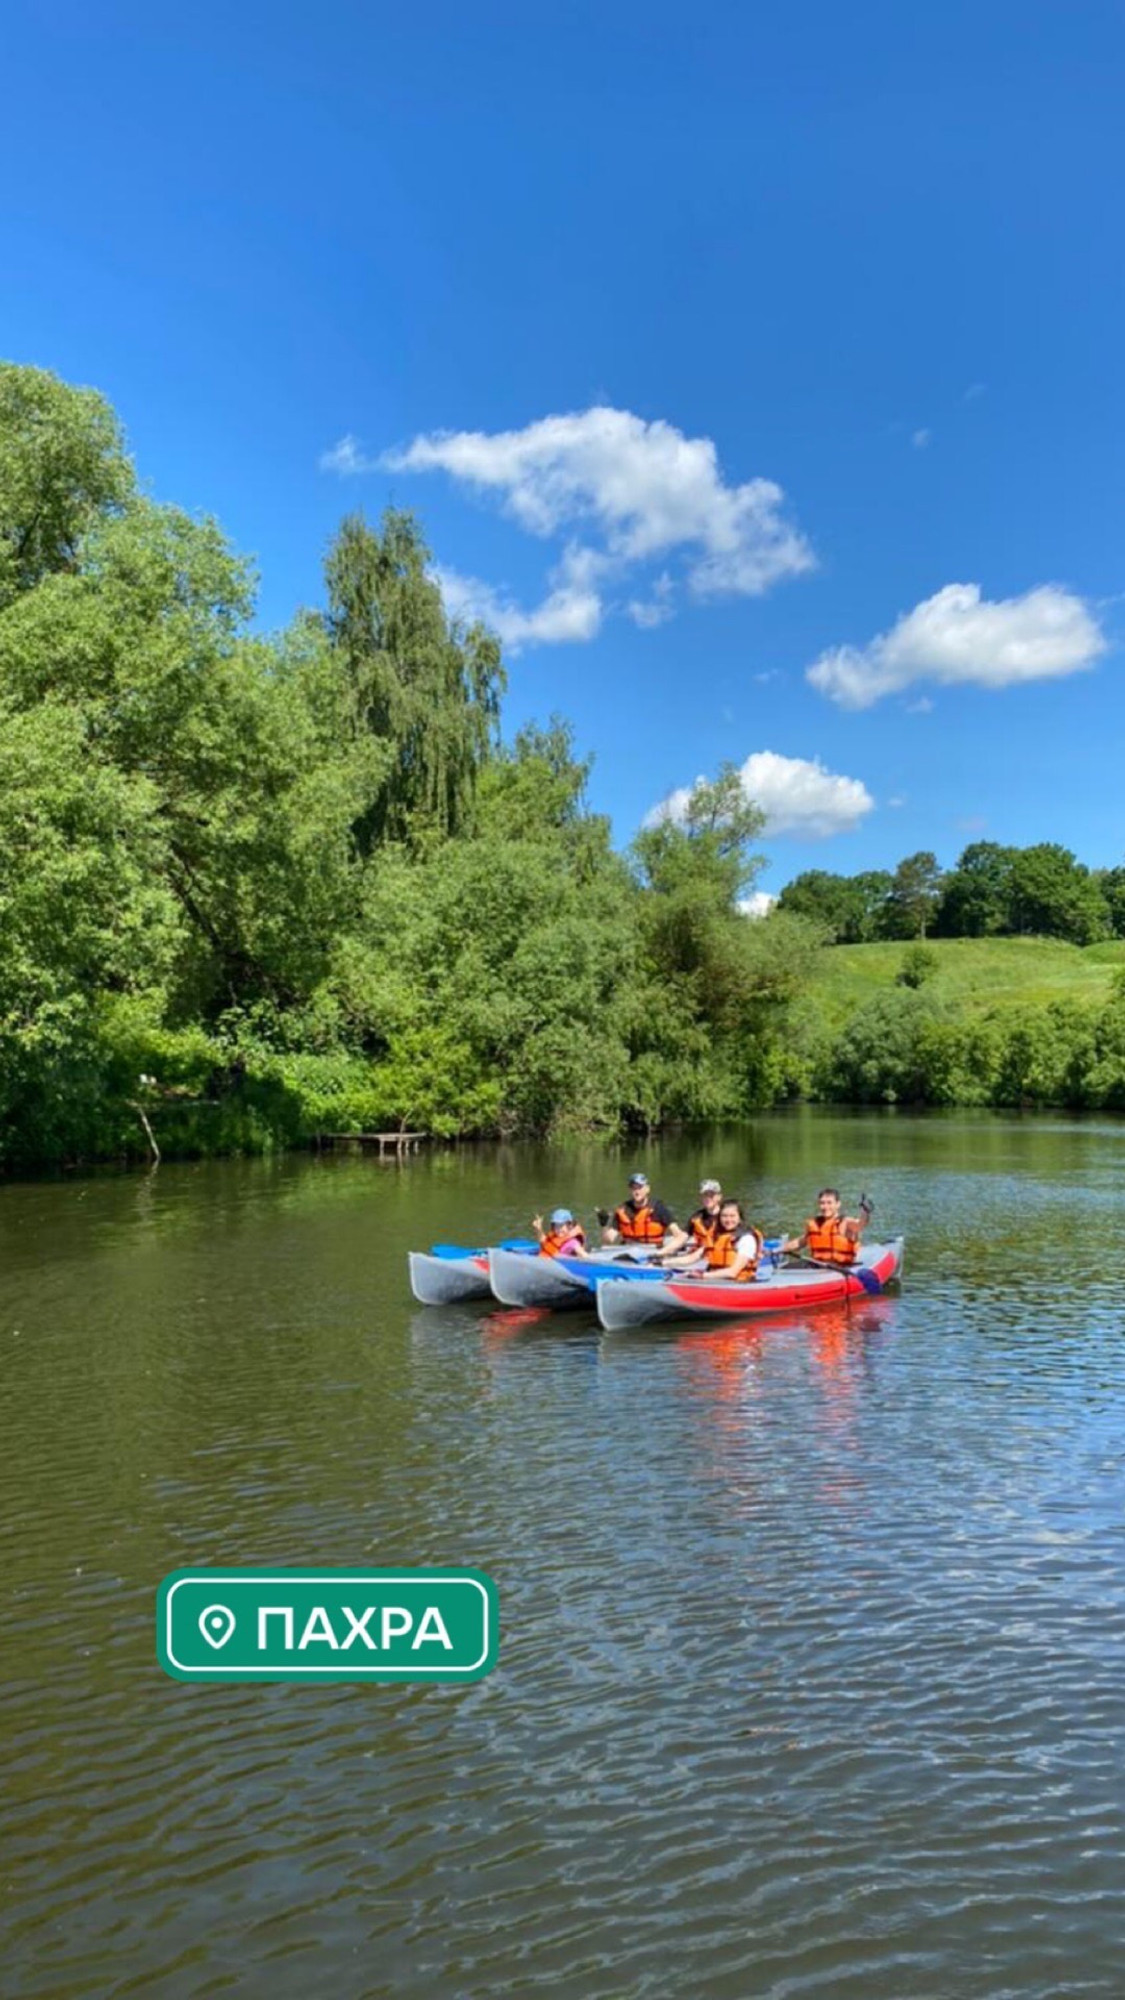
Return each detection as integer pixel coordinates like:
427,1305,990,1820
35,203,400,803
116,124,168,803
5,0,1124,897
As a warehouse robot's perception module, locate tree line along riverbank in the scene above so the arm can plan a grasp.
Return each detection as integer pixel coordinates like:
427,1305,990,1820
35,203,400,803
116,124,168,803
3,361,1125,1171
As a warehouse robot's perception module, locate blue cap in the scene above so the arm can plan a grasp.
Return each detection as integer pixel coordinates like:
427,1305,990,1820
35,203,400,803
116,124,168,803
628,1171,648,1186
550,1207,574,1225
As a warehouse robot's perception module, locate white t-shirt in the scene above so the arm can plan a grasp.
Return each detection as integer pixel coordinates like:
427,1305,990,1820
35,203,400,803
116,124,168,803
698,1231,761,1273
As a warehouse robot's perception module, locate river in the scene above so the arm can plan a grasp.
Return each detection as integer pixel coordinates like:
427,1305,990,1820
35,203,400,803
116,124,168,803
2,1110,1124,1998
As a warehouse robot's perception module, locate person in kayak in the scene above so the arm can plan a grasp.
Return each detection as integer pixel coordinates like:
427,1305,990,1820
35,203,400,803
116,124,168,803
533,1208,589,1259
663,1198,763,1281
783,1188,872,1266
653,1178,722,1260
687,1177,724,1248
599,1172,687,1251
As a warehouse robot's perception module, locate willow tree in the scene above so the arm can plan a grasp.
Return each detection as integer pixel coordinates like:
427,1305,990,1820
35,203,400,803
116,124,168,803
323,509,504,852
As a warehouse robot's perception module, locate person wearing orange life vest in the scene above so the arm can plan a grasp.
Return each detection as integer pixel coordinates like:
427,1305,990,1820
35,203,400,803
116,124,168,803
664,1198,763,1281
783,1187,872,1266
653,1177,722,1261
599,1172,687,1253
687,1178,724,1248
533,1208,589,1259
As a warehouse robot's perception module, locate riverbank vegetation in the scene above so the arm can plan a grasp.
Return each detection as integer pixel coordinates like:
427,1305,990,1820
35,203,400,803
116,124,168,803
4,362,1125,1167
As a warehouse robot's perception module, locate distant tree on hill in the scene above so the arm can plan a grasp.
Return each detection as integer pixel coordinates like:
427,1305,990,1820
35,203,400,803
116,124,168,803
1007,844,1109,945
776,867,891,942
1093,866,1125,940
776,869,856,939
934,842,1017,937
848,871,895,941
882,852,944,939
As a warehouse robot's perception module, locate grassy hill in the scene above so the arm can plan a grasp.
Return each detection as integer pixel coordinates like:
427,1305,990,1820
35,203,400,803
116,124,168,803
807,935,1125,1029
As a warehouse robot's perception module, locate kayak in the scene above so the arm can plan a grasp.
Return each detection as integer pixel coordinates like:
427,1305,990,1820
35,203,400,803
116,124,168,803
596,1237,905,1330
487,1242,664,1308
408,1239,537,1305
487,1238,786,1309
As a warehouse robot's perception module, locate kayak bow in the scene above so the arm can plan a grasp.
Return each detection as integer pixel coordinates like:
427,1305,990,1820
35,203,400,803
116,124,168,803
408,1237,537,1305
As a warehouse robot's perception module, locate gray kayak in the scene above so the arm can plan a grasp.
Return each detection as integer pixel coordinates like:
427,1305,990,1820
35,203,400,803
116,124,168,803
408,1251,493,1305
487,1243,658,1308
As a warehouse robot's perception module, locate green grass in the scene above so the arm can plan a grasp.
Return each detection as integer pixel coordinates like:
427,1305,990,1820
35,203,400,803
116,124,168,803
808,935,1125,1028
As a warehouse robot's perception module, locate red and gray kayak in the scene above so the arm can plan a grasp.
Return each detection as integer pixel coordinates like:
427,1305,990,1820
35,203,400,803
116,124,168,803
595,1237,905,1330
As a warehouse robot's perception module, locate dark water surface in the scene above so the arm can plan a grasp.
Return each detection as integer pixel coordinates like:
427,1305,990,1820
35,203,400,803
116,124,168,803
3,1112,1125,1998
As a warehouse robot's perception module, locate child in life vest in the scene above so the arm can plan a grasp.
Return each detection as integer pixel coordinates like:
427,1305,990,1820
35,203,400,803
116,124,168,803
533,1208,589,1259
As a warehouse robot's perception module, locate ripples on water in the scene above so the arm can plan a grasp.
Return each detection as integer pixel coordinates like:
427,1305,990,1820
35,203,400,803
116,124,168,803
2,1114,1125,1997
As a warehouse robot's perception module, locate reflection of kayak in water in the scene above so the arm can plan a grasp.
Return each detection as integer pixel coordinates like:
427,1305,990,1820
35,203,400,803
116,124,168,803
408,1240,536,1304
596,1238,905,1330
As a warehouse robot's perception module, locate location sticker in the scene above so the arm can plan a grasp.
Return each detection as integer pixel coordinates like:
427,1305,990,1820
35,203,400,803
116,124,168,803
158,1568,498,1682
199,1604,236,1650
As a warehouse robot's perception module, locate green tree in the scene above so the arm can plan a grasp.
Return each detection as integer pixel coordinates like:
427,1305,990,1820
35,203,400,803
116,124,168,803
1092,866,1125,939
776,867,892,943
815,989,941,1103
1008,844,1108,944
0,363,133,610
323,509,504,852
896,943,939,988
846,870,895,942
934,841,1017,937
776,869,853,938
882,851,944,939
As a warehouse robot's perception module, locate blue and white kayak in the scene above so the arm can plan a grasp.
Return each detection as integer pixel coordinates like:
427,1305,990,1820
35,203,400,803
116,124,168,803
487,1240,784,1309
408,1239,537,1305
486,1242,662,1308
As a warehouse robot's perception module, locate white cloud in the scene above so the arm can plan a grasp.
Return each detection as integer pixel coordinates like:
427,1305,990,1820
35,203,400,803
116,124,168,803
738,891,777,918
905,695,934,714
319,434,377,475
912,428,931,449
321,406,816,646
435,548,602,649
627,571,675,629
382,407,813,592
647,750,874,840
628,599,672,629
807,582,1107,710
887,795,907,807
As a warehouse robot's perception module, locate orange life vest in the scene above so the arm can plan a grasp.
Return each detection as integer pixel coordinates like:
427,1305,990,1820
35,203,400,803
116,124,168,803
804,1215,857,1266
614,1201,666,1244
690,1208,720,1248
706,1227,760,1275
539,1222,586,1259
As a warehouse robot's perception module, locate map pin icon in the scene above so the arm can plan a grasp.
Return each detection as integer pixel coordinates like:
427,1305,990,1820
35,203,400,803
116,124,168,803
199,1603,236,1650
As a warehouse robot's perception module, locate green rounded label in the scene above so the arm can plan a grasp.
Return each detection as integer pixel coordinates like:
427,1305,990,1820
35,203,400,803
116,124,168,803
157,1567,498,1682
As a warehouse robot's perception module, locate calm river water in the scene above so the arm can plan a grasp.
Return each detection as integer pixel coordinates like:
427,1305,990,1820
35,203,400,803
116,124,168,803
2,1111,1125,1998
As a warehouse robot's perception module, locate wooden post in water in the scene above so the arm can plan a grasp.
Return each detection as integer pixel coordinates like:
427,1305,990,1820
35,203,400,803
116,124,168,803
132,1102,161,1165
